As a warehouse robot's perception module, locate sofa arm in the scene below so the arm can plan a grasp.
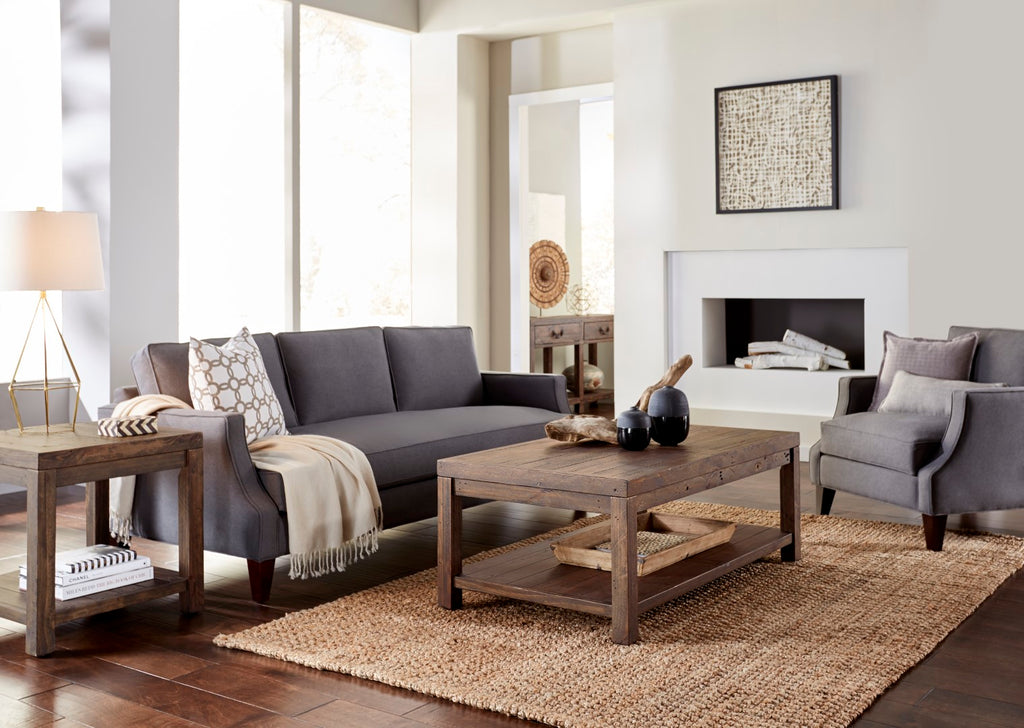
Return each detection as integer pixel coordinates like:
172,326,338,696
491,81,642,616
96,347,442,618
920,387,1024,514
97,387,142,419
833,375,877,417
482,371,571,413
133,408,287,562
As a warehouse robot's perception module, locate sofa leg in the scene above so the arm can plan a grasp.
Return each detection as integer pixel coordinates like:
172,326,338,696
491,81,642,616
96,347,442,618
247,558,276,603
922,514,948,552
816,486,836,516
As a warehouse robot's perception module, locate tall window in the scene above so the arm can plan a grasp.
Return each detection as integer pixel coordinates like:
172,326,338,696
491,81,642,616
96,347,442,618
179,0,287,339
579,99,614,315
0,0,63,378
300,7,411,330
179,1,411,339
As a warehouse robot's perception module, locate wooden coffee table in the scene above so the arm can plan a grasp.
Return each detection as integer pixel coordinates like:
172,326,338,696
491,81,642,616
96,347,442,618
437,425,799,645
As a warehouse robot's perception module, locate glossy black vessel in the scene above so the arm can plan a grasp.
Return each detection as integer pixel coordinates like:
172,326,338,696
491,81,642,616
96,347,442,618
616,406,651,451
647,385,690,446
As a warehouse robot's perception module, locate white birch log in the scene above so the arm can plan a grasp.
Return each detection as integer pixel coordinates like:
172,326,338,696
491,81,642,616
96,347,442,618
735,354,828,371
748,341,850,368
782,329,847,360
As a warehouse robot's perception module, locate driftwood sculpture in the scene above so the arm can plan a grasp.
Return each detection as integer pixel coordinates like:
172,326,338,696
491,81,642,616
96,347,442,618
544,354,694,445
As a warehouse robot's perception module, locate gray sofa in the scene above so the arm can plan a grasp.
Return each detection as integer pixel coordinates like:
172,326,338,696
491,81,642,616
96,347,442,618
810,326,1024,550
102,325,569,601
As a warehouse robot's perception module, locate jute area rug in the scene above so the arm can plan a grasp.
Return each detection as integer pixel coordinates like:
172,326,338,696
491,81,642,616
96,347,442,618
215,502,1024,728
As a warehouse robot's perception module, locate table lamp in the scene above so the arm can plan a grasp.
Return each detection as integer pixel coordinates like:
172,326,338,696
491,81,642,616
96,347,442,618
0,209,105,433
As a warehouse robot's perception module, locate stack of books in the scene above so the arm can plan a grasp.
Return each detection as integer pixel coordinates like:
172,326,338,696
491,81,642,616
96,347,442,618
18,544,154,601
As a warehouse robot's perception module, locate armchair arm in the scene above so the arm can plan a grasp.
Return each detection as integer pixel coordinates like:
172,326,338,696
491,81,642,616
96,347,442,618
132,408,287,562
97,387,141,419
919,387,1024,514
482,371,571,413
833,375,878,417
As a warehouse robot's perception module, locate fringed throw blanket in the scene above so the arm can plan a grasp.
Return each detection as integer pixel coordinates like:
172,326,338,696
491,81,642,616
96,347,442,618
109,396,382,580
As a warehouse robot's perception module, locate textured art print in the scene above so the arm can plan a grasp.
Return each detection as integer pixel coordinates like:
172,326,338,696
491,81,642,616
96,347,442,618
716,75,838,213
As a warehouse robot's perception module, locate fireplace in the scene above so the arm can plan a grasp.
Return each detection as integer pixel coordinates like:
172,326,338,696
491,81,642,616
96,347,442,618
705,297,865,370
667,248,908,419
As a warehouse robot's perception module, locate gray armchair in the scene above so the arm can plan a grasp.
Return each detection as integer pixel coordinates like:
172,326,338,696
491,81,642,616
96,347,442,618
810,326,1024,550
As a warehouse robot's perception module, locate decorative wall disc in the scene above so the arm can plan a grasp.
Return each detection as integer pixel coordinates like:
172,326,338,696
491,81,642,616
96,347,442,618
529,239,569,309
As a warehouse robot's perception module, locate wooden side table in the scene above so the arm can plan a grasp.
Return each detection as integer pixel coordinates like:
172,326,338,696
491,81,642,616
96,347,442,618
0,425,203,656
530,314,614,410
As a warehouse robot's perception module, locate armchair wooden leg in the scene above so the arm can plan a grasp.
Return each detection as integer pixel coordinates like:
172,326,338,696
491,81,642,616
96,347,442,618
922,514,948,552
816,486,836,516
247,558,276,603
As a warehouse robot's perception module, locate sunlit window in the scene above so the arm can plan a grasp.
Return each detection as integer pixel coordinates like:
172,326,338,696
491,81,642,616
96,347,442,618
0,0,63,378
299,7,411,330
179,0,287,339
579,99,614,314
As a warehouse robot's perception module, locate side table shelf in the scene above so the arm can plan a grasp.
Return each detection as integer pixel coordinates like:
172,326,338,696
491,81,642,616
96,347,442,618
530,314,614,411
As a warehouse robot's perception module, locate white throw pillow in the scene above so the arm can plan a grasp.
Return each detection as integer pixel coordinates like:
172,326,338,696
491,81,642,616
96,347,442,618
878,370,1006,418
188,327,289,443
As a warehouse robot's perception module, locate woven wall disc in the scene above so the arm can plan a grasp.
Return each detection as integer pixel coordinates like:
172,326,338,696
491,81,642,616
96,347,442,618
529,239,570,309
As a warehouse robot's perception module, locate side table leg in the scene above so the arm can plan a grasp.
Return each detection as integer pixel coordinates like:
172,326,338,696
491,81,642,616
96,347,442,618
437,476,462,609
780,446,801,562
86,479,113,546
178,447,204,613
610,498,639,645
26,470,57,657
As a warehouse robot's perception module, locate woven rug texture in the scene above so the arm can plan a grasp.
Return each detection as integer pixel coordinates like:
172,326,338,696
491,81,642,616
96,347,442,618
215,502,1024,728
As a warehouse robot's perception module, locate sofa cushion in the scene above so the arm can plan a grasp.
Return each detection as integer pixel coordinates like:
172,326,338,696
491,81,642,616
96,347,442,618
384,326,484,411
131,332,298,428
188,328,290,444
259,406,557,507
277,327,396,424
949,326,1024,386
868,330,978,411
819,412,947,475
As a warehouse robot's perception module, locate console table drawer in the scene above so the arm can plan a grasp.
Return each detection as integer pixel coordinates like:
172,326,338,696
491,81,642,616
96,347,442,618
533,322,583,345
584,319,614,341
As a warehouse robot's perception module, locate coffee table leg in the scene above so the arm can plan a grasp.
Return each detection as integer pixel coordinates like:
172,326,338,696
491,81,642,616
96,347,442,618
438,476,463,609
780,445,801,562
610,497,639,644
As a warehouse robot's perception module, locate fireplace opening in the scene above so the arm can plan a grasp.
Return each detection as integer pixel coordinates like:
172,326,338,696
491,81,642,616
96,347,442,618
703,298,865,370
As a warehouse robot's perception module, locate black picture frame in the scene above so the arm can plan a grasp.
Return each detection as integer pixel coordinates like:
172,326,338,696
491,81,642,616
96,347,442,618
715,75,839,214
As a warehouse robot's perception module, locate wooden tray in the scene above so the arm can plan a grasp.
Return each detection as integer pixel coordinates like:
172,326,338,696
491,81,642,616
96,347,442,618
550,512,735,576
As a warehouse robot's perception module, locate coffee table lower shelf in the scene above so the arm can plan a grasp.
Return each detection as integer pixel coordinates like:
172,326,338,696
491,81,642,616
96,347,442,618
0,567,188,625
455,523,790,617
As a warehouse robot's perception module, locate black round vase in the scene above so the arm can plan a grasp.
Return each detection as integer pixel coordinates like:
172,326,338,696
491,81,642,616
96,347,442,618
647,385,690,446
616,406,652,451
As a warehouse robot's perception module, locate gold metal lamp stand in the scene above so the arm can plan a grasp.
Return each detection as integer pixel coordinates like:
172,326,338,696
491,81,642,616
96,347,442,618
8,291,83,433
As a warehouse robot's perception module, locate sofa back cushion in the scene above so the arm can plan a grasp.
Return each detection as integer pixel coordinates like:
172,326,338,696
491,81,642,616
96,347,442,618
949,326,1024,386
276,327,396,424
383,326,484,411
131,332,298,428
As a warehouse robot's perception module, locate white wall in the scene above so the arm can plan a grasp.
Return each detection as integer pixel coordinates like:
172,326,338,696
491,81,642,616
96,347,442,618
613,0,1024,444
306,0,417,32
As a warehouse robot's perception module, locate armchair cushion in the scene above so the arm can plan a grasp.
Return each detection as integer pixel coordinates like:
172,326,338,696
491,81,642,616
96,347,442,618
869,331,978,411
949,326,1024,386
878,371,1006,417
819,412,947,475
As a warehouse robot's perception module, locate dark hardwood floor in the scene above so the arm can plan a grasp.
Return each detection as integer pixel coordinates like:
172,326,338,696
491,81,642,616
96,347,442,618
0,462,1021,727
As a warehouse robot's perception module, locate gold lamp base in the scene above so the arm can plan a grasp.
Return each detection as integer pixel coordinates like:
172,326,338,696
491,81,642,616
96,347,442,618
8,291,83,434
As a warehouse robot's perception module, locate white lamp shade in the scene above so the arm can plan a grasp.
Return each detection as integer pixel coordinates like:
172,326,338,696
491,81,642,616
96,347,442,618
0,209,105,291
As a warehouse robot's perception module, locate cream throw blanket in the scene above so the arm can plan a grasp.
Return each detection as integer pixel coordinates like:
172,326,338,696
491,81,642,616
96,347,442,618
109,395,382,580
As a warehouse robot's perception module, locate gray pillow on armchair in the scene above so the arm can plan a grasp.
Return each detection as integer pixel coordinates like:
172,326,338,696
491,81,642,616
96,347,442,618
868,330,978,411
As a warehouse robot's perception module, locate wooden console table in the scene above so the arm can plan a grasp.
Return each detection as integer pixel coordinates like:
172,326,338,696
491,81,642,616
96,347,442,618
0,425,203,656
530,314,614,410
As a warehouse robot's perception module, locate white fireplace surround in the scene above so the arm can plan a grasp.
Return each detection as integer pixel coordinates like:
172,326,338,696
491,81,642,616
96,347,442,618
667,248,909,417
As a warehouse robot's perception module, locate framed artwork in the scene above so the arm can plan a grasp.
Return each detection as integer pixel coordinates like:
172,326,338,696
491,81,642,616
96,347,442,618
715,75,838,214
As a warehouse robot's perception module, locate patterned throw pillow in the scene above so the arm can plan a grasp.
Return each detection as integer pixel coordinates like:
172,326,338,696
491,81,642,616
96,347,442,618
188,327,289,444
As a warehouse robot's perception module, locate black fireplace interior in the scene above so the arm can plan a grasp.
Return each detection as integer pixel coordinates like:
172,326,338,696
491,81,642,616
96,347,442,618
724,298,865,370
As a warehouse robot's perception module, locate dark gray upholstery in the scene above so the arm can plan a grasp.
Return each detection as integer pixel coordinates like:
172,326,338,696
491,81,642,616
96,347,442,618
949,326,1024,386
110,325,570,597
384,326,484,410
277,327,395,423
811,326,1024,550
131,333,299,429
819,412,946,474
